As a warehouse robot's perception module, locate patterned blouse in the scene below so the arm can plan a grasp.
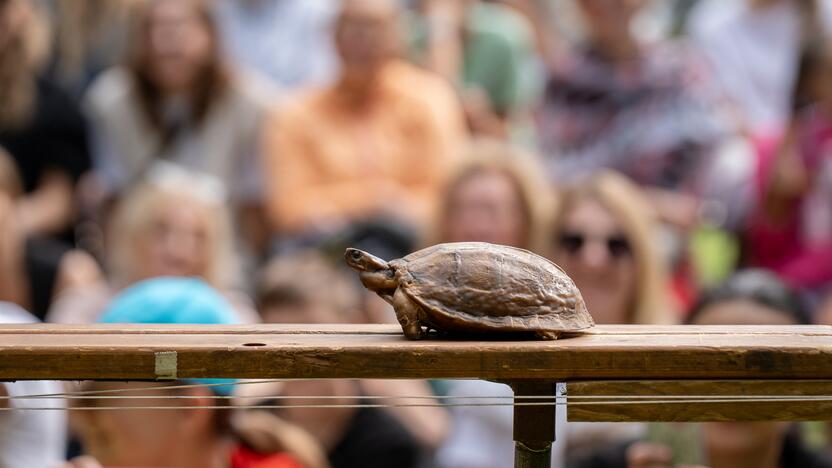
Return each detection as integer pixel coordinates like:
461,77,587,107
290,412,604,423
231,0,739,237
538,42,729,193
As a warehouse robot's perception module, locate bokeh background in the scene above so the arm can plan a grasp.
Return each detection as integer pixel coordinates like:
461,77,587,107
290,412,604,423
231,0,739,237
2,0,832,467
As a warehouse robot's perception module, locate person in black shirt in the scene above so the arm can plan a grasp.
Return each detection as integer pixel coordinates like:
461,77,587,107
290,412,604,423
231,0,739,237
0,0,96,319
0,0,91,240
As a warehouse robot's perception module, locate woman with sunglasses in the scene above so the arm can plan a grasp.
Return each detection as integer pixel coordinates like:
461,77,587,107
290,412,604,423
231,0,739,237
549,170,676,463
550,170,674,326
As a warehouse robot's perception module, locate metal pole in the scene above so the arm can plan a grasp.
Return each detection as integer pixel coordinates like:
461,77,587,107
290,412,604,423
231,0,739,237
511,381,557,468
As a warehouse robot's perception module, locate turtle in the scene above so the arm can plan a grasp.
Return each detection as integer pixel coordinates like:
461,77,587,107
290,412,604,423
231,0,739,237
344,242,594,340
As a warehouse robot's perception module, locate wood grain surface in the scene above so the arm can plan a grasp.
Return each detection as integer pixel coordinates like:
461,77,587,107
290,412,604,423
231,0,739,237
567,380,832,422
1,324,831,381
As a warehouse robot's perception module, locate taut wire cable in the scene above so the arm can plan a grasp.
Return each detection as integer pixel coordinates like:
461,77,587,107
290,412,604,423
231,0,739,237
5,396,832,411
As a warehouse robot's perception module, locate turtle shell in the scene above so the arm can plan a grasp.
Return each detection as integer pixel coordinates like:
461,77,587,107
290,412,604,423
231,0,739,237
390,242,593,334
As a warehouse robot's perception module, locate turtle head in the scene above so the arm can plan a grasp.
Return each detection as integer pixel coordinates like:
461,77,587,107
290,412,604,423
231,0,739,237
345,248,389,272
345,248,398,295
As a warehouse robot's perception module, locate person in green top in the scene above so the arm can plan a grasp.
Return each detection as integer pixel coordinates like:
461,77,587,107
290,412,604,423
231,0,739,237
406,0,543,141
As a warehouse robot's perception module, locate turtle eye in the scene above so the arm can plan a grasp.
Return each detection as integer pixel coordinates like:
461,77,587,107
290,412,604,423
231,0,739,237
351,250,362,261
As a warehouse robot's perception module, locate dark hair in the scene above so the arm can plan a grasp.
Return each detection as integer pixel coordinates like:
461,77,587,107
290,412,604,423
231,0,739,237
257,285,309,311
686,270,810,325
790,0,827,114
791,37,828,113
128,0,229,144
324,218,417,262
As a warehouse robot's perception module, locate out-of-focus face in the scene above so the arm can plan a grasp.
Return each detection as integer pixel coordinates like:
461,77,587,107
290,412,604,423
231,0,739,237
577,0,646,41
552,196,636,324
135,200,210,281
443,170,529,248
334,0,397,81
692,301,793,458
75,382,210,467
142,0,213,93
0,0,31,50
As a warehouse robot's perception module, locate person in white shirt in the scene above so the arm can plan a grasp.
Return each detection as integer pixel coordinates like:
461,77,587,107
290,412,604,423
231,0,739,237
215,0,338,89
0,302,67,468
687,0,832,134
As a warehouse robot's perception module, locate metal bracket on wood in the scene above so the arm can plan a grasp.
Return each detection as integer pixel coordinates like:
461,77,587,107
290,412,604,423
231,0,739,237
510,380,557,468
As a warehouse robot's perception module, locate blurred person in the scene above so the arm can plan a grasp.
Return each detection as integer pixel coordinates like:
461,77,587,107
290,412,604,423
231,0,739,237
432,140,566,468
572,270,832,468
45,0,138,97
434,138,551,251
0,301,67,468
411,0,543,140
0,0,92,239
216,0,338,89
743,34,832,294
688,0,832,134
0,145,101,319
548,171,675,463
83,0,278,250
66,277,327,468
550,171,674,326
538,0,729,229
256,250,365,326
47,164,257,324
264,0,466,239
253,250,447,468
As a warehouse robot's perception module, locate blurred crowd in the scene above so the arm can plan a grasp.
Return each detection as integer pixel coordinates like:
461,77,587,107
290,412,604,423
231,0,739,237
2,0,832,466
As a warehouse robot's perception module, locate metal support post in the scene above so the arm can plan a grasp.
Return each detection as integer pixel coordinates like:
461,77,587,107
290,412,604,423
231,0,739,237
511,380,557,468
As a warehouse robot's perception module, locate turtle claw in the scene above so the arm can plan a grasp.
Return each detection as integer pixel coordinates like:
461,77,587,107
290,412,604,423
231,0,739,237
403,324,425,340
536,331,560,340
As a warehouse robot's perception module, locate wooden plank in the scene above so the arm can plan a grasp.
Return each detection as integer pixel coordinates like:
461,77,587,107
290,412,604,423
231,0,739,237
1,323,829,336
0,323,402,335
0,324,831,381
567,380,832,422
581,324,832,336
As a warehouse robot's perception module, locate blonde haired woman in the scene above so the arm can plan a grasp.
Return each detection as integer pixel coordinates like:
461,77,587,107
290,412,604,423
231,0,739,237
47,164,256,324
106,164,236,290
435,138,553,253
549,171,675,463
549,170,674,326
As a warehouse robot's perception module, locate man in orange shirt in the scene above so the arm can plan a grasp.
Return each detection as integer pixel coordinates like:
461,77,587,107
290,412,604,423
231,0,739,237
264,0,466,237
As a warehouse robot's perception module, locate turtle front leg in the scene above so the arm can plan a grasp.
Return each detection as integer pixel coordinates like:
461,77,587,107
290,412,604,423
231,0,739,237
392,288,425,340
536,331,561,340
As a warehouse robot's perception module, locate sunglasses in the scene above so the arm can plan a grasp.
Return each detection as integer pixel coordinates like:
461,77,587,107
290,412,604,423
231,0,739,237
557,232,632,259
